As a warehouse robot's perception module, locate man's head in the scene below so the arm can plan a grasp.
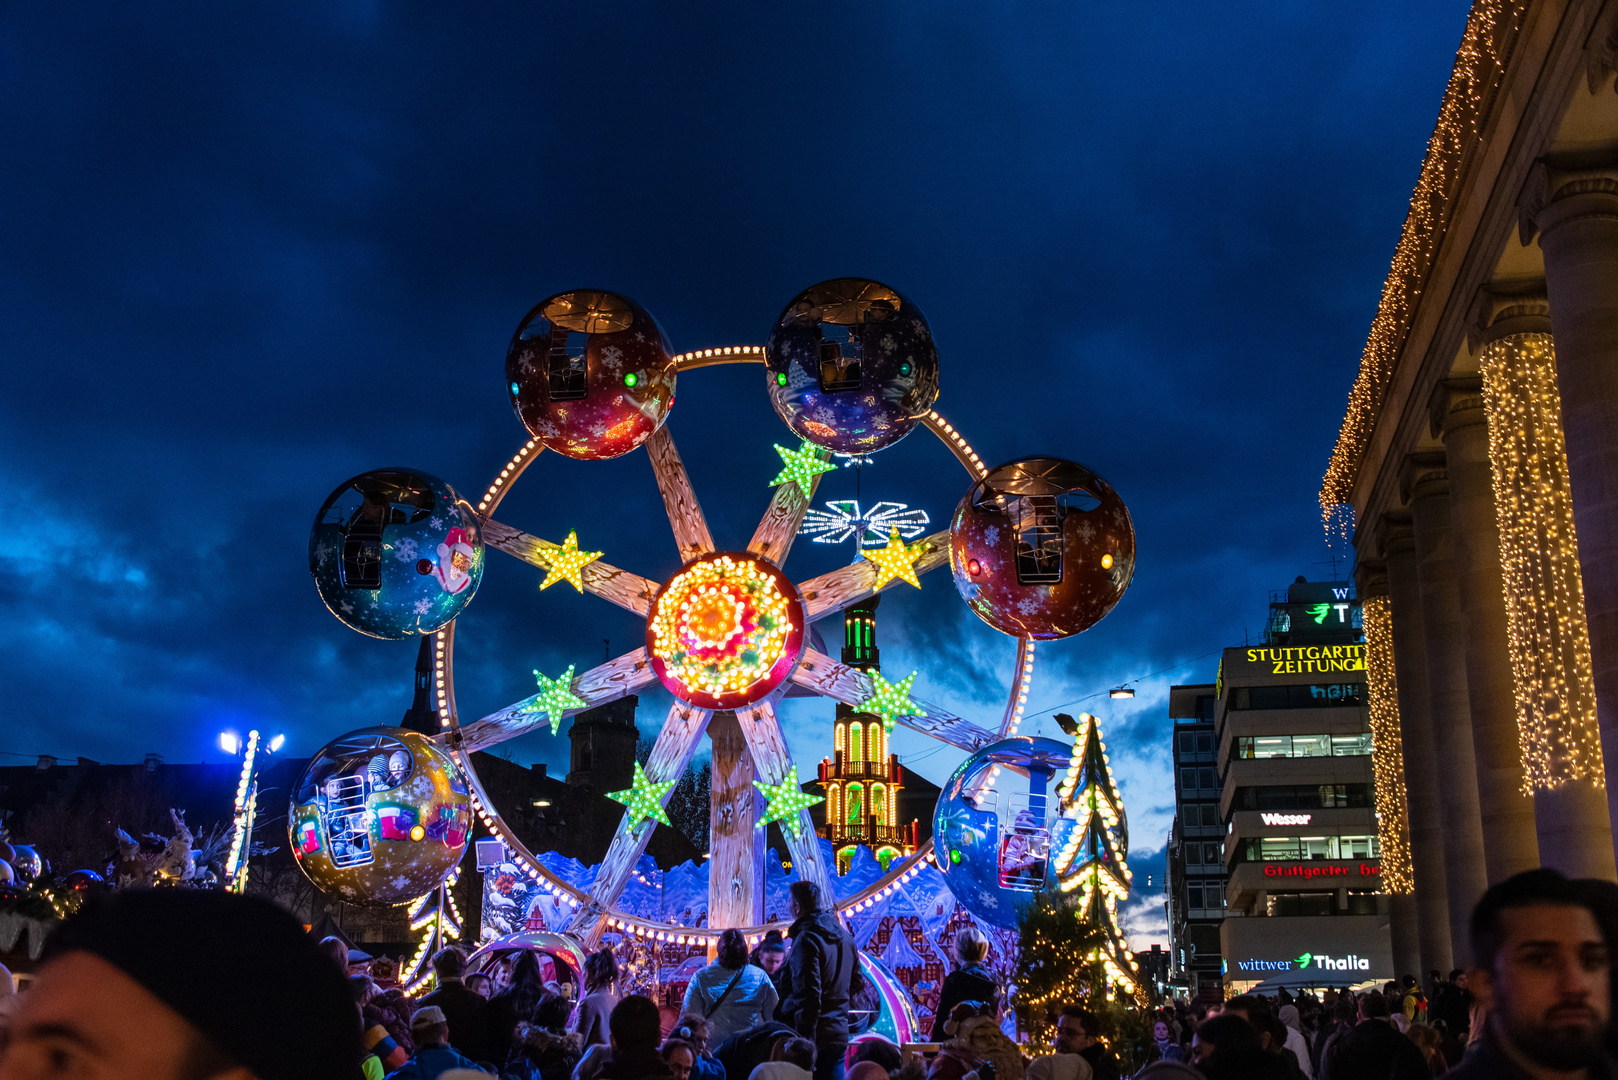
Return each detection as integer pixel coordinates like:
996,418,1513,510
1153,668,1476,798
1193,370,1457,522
788,880,823,920
1190,1014,1259,1066
431,945,467,980
1054,1006,1099,1054
411,1006,450,1048
759,944,786,974
1469,868,1611,1071
1356,991,1388,1021
609,994,663,1058
776,1038,816,1072
671,1015,709,1054
0,889,358,1080
662,1039,696,1080
1450,969,1468,989
1219,996,1267,1026
1332,996,1356,1023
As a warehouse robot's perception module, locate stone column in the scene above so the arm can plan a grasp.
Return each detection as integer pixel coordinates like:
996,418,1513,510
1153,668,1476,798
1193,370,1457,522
1379,512,1456,974
1434,377,1540,880
1405,460,1490,961
1535,176,1618,857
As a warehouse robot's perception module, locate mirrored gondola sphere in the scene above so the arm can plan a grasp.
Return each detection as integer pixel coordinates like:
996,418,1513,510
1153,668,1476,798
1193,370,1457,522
289,727,472,905
764,278,939,454
8,845,43,883
506,290,676,460
933,736,1078,928
949,457,1134,639
309,469,483,640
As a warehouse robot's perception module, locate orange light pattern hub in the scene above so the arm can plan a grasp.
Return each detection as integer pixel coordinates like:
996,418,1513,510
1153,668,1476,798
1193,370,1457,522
645,552,806,710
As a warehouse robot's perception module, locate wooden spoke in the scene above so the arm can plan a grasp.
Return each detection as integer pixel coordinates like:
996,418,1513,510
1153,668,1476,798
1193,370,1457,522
709,711,764,927
483,520,661,617
734,699,838,902
567,701,714,944
645,426,715,563
798,529,951,621
748,461,828,566
450,648,656,753
789,648,999,751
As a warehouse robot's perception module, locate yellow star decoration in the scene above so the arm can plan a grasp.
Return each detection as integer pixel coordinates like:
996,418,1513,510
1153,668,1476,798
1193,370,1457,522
538,531,603,592
863,528,925,588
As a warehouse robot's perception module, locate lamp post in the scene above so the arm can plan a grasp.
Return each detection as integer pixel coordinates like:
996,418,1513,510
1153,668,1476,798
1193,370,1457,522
221,730,283,893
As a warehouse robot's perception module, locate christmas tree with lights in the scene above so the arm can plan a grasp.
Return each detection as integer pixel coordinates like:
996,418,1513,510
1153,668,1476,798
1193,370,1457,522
401,870,464,995
1050,712,1138,996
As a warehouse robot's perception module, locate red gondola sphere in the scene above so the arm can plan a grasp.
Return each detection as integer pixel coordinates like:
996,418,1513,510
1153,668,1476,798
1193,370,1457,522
949,457,1134,639
506,290,676,460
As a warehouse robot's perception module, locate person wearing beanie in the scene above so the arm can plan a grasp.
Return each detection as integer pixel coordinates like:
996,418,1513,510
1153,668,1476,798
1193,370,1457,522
0,888,360,1080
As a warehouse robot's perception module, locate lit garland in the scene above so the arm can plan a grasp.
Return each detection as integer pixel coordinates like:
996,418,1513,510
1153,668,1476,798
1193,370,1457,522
1361,597,1415,893
1050,713,1137,995
1479,334,1606,791
223,730,261,893
647,554,802,708
401,868,462,996
1320,0,1527,523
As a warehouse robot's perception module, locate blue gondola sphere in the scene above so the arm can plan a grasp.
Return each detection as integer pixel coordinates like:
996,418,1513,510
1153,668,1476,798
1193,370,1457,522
764,279,940,454
309,469,483,640
289,726,472,905
933,737,1078,928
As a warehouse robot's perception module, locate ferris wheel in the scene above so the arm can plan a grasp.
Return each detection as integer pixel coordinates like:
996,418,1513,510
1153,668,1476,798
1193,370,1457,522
304,278,1135,950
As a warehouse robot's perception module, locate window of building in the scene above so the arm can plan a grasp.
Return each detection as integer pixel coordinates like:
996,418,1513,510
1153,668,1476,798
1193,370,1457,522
1234,784,1373,810
1179,732,1194,755
1187,885,1203,908
1227,683,1366,710
1198,768,1216,789
1238,835,1381,861
1196,733,1214,753
1234,733,1372,759
1204,842,1222,865
1200,804,1220,828
847,782,864,824
1265,892,1336,917
1181,768,1197,790
1345,890,1379,915
849,724,863,763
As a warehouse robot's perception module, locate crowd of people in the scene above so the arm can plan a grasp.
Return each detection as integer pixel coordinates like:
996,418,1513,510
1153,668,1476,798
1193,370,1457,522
0,868,1611,1080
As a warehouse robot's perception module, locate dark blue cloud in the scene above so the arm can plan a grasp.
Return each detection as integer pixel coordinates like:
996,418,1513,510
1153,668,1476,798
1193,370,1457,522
0,4,1466,939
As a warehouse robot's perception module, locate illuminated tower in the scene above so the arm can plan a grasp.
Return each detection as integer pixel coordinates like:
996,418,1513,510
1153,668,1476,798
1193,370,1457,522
817,594,918,871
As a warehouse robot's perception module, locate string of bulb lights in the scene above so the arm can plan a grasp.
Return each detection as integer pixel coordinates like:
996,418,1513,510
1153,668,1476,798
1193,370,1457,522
1480,334,1606,792
1360,597,1414,894
1320,0,1525,527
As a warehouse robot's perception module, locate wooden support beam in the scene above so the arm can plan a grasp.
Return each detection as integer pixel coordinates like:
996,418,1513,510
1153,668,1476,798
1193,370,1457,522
789,648,999,752
451,648,657,752
734,699,838,903
567,701,713,945
646,426,715,563
483,520,662,617
798,530,951,621
708,711,764,928
749,457,829,567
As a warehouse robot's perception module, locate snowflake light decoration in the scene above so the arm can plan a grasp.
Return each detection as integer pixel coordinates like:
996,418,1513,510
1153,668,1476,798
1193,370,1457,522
798,500,930,549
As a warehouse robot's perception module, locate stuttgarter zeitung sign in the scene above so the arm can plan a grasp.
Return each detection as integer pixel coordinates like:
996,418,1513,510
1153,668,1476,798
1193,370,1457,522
1227,951,1374,975
1220,644,1367,682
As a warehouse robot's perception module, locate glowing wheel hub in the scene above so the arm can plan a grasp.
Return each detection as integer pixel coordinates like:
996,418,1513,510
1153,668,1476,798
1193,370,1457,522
646,552,806,710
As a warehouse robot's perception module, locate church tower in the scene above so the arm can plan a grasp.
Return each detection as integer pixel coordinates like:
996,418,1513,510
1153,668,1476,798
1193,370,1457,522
817,594,918,872
400,636,440,734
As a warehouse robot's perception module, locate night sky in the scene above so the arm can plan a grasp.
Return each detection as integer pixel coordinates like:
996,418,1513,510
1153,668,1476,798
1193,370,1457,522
0,4,1471,943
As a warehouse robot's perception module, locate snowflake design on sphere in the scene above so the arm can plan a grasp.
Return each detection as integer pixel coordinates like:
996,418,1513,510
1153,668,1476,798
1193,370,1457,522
394,537,420,562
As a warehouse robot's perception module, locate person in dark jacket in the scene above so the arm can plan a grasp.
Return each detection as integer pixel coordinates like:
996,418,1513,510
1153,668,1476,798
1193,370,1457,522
715,1020,799,1080
779,881,859,1080
389,1006,481,1080
597,995,672,1080
418,945,497,1066
488,950,550,1066
1319,992,1426,1080
928,927,998,1041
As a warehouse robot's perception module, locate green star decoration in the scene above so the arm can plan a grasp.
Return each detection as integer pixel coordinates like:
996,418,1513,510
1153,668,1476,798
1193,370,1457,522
608,762,677,827
769,441,835,496
755,765,824,837
524,666,587,735
859,670,923,732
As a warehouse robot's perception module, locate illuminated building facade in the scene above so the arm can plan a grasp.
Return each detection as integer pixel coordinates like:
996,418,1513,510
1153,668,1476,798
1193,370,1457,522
1215,578,1394,993
1165,683,1225,1001
1321,0,1618,984
817,595,919,872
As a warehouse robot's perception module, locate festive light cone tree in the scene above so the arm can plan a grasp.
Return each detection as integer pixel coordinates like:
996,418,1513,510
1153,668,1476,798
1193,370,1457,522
1050,712,1139,997
401,869,463,995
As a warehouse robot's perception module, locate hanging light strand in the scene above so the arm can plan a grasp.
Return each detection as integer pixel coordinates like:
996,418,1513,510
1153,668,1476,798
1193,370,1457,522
1361,596,1414,893
1480,334,1605,791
